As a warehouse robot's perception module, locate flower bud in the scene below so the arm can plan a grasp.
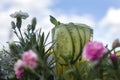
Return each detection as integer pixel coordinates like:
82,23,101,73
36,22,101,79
31,17,37,31
9,41,19,54
109,53,118,69
110,54,118,61
27,24,32,31
11,21,16,29
112,39,120,48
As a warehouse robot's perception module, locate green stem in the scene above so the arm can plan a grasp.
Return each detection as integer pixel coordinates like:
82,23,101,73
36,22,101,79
18,28,24,41
30,68,41,78
14,29,21,40
114,69,120,80
99,67,103,80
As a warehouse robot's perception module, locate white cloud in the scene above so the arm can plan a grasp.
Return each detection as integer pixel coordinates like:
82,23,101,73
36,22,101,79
97,8,120,48
0,11,11,47
99,8,120,28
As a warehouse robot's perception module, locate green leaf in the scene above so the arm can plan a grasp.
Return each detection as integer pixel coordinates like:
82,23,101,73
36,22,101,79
44,32,50,45
50,15,59,26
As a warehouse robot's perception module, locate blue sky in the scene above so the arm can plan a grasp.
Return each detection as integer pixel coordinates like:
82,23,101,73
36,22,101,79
51,0,120,20
0,0,120,48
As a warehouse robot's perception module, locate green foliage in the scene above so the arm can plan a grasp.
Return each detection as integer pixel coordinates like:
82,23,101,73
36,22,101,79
1,12,120,80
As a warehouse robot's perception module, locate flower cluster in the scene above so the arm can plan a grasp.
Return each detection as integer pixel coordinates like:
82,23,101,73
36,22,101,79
14,50,38,79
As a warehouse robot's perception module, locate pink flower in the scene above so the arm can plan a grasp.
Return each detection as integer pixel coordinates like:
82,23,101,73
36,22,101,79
14,59,24,79
22,50,38,68
82,41,107,62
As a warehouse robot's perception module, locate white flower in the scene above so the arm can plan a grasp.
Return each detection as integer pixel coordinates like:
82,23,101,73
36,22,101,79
10,10,29,19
